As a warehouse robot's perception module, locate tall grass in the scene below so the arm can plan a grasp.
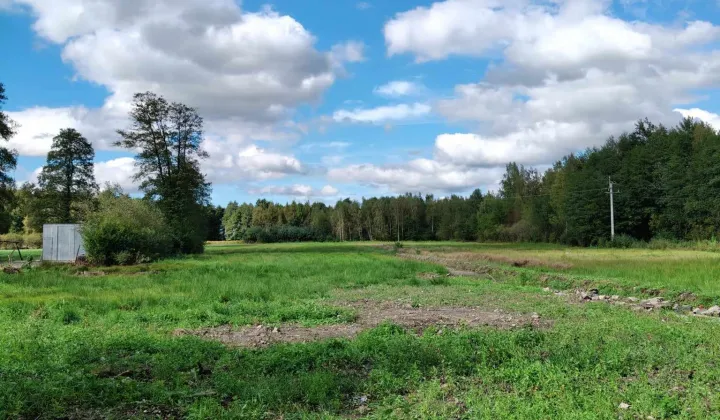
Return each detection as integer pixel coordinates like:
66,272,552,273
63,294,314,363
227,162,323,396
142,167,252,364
3,242,720,418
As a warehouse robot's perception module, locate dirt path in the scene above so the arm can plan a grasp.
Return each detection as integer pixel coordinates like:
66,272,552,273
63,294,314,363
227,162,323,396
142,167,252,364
175,300,542,348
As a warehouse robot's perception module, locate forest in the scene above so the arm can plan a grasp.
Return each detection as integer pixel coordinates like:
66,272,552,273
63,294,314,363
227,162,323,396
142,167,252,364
3,74,720,248
222,118,720,246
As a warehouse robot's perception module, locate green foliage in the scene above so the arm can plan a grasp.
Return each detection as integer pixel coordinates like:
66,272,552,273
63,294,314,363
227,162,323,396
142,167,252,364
598,234,641,249
243,225,318,243
204,205,225,241
37,128,98,223
0,82,18,227
82,193,173,265
115,92,210,255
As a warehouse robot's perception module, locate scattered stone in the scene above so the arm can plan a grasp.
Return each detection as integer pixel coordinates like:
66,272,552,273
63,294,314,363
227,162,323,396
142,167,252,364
272,327,279,333
674,304,693,313
1,266,20,274
641,297,671,309
619,402,630,410
543,287,551,292
693,307,703,315
611,295,620,301
588,288,599,295
702,306,720,316
627,297,639,303
531,313,540,319
592,295,608,301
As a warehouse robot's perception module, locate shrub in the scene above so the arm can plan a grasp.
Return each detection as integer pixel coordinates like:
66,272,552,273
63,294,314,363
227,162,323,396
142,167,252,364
82,195,173,266
599,234,643,249
243,225,319,243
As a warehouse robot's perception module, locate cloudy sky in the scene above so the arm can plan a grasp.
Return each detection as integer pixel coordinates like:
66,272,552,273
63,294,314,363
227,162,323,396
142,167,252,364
1,0,720,205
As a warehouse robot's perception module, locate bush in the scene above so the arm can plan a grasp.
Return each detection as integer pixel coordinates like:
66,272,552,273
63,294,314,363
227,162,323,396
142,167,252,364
496,220,541,243
599,234,643,249
243,225,318,243
82,195,174,266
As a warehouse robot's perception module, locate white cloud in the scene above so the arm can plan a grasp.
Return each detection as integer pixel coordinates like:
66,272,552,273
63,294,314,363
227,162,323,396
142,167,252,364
384,0,519,61
674,108,720,131
6,106,123,156
333,103,431,123
328,160,503,193
94,157,138,192
374,80,424,97
202,143,305,183
331,41,366,65
384,0,720,66
382,0,720,170
250,184,339,198
8,0,368,185
356,2,371,10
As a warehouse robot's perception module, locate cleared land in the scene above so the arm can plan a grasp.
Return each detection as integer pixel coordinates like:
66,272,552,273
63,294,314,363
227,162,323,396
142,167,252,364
2,242,720,418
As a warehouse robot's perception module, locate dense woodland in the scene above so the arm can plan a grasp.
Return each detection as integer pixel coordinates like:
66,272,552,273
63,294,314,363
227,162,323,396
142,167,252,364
3,77,720,249
220,118,720,246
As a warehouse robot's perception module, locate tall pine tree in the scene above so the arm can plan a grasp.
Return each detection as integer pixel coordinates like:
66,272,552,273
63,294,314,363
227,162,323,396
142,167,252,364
38,128,98,223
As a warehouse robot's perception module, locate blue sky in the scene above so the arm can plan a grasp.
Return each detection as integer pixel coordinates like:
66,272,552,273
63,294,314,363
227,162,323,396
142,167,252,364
2,0,720,206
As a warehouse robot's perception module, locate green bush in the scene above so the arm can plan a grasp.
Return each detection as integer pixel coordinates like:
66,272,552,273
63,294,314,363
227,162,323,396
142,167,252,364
82,195,173,266
598,234,644,249
243,225,319,243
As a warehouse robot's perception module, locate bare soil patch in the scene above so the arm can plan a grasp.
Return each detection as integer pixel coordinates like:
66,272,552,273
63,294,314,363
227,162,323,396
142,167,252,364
175,300,542,348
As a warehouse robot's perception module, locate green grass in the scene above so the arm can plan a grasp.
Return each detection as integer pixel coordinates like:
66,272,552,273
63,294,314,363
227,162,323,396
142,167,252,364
2,242,720,418
412,242,720,302
0,248,41,260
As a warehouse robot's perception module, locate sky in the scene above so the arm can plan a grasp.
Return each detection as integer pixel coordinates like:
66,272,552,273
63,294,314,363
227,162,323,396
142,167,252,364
1,0,720,206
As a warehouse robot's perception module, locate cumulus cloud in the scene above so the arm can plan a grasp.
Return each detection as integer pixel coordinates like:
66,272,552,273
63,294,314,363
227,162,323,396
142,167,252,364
321,0,720,194
384,0,720,65
13,0,341,122
94,157,138,192
337,0,720,190
6,105,127,156
333,103,431,123
328,159,503,193
250,184,339,198
201,143,305,183
9,0,364,184
374,80,425,97
674,108,720,131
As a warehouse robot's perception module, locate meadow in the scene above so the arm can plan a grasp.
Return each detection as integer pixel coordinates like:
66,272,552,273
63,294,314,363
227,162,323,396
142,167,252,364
2,242,720,418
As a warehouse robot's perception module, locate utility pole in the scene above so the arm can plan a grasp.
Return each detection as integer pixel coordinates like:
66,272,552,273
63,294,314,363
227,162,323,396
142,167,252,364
609,177,615,241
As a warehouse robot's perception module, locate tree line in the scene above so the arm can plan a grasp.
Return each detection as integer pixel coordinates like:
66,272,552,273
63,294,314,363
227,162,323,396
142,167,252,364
4,77,720,248
221,118,720,245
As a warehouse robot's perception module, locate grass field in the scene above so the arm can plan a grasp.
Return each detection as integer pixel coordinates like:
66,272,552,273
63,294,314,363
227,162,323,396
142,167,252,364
2,242,720,418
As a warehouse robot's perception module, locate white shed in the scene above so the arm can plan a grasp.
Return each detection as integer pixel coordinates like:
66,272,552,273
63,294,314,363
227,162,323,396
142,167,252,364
42,224,86,262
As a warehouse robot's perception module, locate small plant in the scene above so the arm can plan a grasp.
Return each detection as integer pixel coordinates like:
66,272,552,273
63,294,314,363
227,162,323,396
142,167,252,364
114,251,134,266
